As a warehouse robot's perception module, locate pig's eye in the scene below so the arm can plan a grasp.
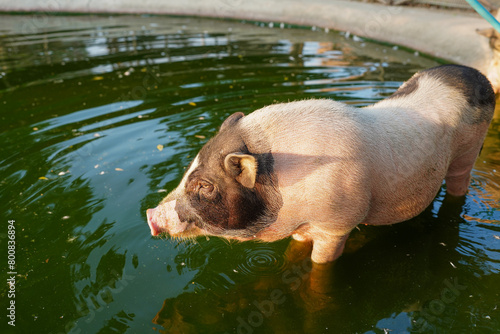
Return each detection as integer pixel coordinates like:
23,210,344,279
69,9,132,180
197,180,215,199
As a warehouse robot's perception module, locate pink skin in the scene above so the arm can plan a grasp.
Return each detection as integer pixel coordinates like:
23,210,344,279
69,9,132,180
147,201,191,237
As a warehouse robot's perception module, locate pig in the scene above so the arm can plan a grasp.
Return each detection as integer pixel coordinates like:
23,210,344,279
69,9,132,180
147,64,495,263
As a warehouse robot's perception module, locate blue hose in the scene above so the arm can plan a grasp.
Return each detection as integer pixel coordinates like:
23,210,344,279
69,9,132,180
465,0,500,33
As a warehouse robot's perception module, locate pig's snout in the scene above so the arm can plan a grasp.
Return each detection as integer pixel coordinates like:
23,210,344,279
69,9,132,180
146,200,191,237
147,208,161,236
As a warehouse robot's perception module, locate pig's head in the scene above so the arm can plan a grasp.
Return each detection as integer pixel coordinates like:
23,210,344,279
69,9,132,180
147,112,282,241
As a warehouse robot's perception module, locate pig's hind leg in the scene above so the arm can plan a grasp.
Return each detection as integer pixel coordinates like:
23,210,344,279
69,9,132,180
444,145,483,197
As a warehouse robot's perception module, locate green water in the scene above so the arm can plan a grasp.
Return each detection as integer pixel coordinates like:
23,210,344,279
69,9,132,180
1,14,499,334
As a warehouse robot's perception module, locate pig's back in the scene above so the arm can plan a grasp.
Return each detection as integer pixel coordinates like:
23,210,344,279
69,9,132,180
240,99,363,156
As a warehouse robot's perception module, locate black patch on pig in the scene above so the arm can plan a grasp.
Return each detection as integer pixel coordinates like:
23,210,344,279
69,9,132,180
175,113,282,238
422,65,495,125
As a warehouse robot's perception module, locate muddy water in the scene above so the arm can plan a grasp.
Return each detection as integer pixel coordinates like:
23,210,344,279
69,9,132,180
0,14,498,334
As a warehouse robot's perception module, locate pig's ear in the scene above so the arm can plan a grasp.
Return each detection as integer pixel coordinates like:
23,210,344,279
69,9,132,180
220,112,244,132
224,153,258,188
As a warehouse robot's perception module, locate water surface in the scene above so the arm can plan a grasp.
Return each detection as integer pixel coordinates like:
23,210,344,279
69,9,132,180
0,14,499,334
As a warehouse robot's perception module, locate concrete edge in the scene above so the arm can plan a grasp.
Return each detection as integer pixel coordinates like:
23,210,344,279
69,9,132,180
0,0,494,75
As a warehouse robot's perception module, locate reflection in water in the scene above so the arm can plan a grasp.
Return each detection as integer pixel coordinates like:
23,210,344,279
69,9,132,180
151,191,478,333
0,14,498,334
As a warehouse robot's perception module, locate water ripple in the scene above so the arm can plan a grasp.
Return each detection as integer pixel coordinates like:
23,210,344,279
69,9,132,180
234,244,288,277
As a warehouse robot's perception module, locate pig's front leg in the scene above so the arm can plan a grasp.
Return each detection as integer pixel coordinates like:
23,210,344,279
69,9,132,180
311,235,349,263
293,231,349,263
